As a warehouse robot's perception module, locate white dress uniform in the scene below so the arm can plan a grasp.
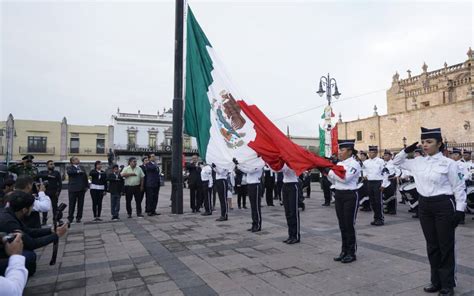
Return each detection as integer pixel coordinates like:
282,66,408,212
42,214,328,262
237,166,263,231
362,147,385,224
327,140,361,263
213,166,229,220
200,165,213,214
280,164,300,243
392,127,466,294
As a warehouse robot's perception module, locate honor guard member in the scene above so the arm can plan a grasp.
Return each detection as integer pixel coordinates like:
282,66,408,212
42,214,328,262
452,148,469,224
324,140,361,263
382,150,398,215
8,155,38,180
234,159,263,232
200,162,213,216
393,127,466,296
363,146,385,226
281,164,301,244
213,164,229,221
358,151,371,211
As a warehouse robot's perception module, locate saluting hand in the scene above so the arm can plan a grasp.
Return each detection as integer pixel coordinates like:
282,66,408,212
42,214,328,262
404,142,419,153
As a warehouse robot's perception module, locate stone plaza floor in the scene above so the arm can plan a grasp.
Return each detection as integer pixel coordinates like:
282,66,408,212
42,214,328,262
24,184,474,296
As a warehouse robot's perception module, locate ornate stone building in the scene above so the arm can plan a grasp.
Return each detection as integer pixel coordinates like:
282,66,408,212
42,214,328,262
338,48,474,152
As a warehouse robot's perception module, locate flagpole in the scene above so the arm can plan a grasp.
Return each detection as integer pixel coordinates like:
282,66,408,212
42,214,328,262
171,0,184,214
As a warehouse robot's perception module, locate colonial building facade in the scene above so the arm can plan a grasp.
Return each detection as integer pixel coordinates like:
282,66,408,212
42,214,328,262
0,114,113,173
111,108,198,179
338,48,474,152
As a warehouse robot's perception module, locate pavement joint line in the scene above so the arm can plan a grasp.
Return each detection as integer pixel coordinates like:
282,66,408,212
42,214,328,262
123,218,218,296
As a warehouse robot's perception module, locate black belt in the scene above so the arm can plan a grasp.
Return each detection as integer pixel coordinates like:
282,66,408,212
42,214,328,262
335,189,357,193
419,194,454,202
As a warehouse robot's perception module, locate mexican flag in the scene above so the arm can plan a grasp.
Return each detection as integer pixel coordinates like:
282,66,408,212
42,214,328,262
184,6,344,177
319,105,339,158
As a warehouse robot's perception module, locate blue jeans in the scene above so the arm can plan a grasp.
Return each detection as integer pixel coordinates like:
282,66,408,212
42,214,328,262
110,194,121,218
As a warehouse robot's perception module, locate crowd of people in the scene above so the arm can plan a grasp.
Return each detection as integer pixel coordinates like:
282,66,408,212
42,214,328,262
0,126,472,296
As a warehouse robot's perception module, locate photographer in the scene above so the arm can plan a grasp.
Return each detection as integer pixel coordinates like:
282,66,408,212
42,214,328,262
0,179,15,208
0,233,28,296
0,191,67,277
37,161,62,225
14,176,51,229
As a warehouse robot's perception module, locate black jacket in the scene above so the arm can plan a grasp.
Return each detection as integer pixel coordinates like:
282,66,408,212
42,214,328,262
0,207,58,258
186,162,201,186
37,169,62,194
107,172,124,195
234,168,244,186
89,170,108,191
67,165,89,192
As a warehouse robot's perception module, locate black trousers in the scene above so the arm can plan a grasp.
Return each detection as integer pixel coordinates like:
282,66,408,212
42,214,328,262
201,181,212,213
335,190,359,255
68,190,85,222
236,185,247,208
90,189,105,218
145,186,160,213
273,181,282,200
42,191,59,222
215,179,228,218
305,184,311,198
125,185,143,215
358,181,370,210
212,185,217,208
419,196,456,289
283,182,300,240
321,176,332,204
383,179,398,213
265,183,274,206
367,180,384,221
189,183,201,211
248,183,262,230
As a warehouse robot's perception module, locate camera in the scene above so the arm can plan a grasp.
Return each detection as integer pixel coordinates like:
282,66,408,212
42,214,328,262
0,232,17,244
55,202,68,227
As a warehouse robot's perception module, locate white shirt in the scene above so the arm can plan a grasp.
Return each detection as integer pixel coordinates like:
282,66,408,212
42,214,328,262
200,165,213,188
327,157,361,190
33,191,51,212
280,164,299,183
457,159,471,181
214,167,229,180
237,166,262,184
362,157,385,181
0,255,28,296
393,150,466,211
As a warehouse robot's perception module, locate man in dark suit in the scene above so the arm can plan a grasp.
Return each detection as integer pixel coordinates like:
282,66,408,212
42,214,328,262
66,157,88,224
37,160,62,225
144,154,161,216
186,154,202,213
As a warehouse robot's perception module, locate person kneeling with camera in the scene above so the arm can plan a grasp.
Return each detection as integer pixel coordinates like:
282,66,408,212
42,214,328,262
14,176,51,229
0,191,67,277
0,233,28,296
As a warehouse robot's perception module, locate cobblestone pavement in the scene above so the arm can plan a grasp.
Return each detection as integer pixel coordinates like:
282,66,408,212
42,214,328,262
24,184,474,296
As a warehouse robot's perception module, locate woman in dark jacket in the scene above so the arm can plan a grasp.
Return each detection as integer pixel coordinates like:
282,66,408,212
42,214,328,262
89,161,107,221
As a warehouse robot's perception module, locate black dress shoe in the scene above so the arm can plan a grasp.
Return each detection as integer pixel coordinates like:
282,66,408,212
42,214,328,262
370,220,384,226
251,228,261,233
282,238,291,243
247,228,254,231
216,217,228,221
322,203,330,207
287,238,300,244
341,254,356,263
438,288,454,296
201,212,212,216
333,252,347,262
423,284,440,293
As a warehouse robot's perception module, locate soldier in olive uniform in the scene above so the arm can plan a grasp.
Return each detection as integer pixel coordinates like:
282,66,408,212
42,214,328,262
8,155,39,180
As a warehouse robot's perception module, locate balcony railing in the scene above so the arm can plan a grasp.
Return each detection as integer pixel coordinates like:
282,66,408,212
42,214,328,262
114,144,198,154
69,147,107,155
19,146,55,155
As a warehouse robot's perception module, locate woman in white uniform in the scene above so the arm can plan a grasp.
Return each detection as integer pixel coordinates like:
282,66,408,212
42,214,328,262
324,139,361,263
393,127,466,296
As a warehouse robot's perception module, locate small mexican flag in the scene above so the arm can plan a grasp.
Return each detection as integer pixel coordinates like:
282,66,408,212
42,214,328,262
318,105,338,158
184,6,344,177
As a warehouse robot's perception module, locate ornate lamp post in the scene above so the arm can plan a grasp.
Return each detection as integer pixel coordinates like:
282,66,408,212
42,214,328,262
402,137,407,148
317,74,341,158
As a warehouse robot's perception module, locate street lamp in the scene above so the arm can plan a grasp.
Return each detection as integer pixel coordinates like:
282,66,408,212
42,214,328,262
402,137,407,148
317,73,341,105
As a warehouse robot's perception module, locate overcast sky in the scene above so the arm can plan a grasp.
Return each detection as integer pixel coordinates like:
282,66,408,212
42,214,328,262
1,0,472,136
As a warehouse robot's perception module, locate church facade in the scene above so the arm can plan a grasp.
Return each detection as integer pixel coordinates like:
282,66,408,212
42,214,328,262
338,48,474,153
